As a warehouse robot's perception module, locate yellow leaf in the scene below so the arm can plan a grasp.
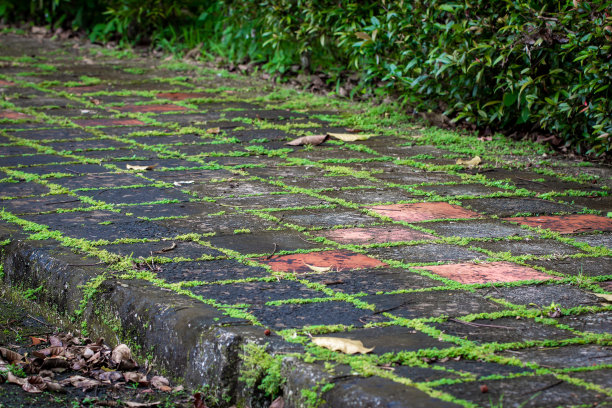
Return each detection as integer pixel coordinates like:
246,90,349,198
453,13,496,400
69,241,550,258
126,164,156,171
302,262,332,273
327,132,374,142
455,156,481,167
593,293,612,302
355,32,372,41
311,337,374,354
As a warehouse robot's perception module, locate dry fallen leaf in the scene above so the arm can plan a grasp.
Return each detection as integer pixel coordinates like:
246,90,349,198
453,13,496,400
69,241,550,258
150,375,171,392
123,371,148,385
270,396,285,408
456,156,482,167
311,337,374,354
44,381,65,393
29,336,46,346
7,372,25,386
111,344,132,366
286,134,328,146
302,263,332,273
593,293,612,302
327,132,373,142
22,376,46,393
126,164,156,171
124,402,161,408
206,127,221,134
0,347,23,364
193,392,207,408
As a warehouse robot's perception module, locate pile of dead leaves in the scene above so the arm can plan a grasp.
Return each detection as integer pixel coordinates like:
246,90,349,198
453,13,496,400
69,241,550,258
0,333,181,406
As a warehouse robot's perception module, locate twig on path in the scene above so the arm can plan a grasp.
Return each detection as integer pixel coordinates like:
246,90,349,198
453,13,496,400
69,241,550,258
514,177,548,186
449,318,516,330
44,199,82,205
27,314,52,326
67,261,106,266
265,243,278,260
520,380,563,396
153,242,177,254
373,301,409,315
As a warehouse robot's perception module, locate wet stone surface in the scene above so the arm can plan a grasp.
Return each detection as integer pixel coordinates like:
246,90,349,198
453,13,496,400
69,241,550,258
1,33,610,407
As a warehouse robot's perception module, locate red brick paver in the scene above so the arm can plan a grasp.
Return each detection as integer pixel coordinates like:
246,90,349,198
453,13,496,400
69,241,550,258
73,118,145,127
504,214,612,234
156,92,212,100
115,104,188,113
260,250,386,273
0,110,33,120
414,261,557,284
319,226,436,244
370,202,480,222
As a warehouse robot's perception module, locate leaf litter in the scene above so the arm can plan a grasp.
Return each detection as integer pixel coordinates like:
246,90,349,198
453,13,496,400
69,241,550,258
0,332,189,407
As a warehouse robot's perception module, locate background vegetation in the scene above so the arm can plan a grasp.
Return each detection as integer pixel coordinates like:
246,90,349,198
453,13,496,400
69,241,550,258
1,0,611,155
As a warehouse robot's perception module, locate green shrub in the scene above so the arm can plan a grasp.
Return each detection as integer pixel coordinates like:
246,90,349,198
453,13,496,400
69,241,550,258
2,0,611,154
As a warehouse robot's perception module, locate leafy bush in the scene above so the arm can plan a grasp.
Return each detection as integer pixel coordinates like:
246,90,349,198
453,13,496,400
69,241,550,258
2,0,611,154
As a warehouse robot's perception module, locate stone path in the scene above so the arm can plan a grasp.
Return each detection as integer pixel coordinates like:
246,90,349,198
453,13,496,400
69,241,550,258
0,33,611,407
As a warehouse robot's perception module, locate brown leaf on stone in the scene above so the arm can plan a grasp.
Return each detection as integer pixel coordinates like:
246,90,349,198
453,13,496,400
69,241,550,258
270,396,284,408
206,127,221,134
285,134,328,146
0,347,23,364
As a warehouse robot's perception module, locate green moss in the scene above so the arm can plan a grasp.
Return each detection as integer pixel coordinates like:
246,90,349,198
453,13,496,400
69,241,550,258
239,343,285,398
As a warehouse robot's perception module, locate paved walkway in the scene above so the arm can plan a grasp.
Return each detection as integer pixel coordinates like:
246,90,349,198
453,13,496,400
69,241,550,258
0,33,611,407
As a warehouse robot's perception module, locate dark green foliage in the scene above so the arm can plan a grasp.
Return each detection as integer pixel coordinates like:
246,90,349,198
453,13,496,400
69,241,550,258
2,0,611,154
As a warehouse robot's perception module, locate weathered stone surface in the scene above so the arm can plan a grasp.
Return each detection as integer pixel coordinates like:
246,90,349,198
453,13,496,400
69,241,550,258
0,32,610,408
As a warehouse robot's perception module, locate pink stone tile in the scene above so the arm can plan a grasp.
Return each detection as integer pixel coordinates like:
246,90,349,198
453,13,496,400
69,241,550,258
319,226,436,244
503,214,612,234
116,104,188,113
260,250,386,273
0,110,33,120
414,261,558,284
369,202,480,222
156,92,211,101
63,85,105,94
73,118,145,127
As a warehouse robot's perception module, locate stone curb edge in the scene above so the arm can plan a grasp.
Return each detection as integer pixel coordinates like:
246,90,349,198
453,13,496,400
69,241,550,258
0,227,457,408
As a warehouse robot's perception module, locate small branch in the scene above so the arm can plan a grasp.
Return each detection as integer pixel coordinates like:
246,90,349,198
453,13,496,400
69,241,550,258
67,261,105,267
27,314,52,326
265,243,278,260
449,318,516,330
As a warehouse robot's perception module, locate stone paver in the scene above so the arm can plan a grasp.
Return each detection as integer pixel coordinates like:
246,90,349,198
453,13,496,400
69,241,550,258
0,33,611,408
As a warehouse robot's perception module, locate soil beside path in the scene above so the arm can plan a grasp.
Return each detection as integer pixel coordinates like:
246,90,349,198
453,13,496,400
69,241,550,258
0,32,611,408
